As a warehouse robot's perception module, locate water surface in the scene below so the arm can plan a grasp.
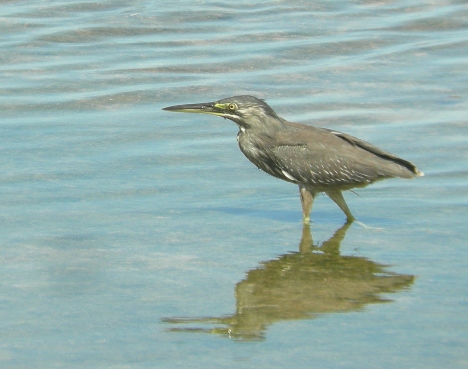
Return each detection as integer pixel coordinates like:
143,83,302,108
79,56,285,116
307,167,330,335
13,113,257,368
1,1,467,368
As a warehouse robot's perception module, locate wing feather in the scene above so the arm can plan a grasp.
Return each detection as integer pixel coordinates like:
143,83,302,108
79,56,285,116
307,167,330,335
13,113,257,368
267,124,420,189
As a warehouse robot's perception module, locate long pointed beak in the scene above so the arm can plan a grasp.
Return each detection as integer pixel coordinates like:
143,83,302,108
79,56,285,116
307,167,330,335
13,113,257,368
162,101,222,116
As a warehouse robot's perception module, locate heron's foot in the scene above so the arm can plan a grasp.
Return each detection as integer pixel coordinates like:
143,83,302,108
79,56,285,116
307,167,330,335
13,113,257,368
345,215,356,224
302,215,311,224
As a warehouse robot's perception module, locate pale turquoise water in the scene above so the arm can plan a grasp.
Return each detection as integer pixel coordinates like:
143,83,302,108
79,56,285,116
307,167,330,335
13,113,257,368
1,1,467,368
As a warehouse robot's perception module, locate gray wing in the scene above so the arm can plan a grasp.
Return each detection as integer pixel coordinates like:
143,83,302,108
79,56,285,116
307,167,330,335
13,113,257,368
269,127,420,189
325,130,421,176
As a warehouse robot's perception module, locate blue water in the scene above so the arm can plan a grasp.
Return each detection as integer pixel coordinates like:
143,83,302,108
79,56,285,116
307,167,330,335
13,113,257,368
1,1,467,368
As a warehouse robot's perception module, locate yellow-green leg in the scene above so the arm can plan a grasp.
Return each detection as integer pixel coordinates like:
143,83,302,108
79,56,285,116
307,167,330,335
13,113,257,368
299,185,315,224
326,190,355,223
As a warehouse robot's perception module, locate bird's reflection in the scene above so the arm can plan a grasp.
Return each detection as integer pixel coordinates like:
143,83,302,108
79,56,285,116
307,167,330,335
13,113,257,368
163,223,414,340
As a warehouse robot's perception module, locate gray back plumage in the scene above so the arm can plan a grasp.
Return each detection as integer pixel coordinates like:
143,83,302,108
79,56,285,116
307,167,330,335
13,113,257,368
237,116,422,192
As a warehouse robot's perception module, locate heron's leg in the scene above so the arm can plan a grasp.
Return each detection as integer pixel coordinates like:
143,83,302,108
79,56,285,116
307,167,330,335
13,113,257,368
299,185,315,224
325,190,355,223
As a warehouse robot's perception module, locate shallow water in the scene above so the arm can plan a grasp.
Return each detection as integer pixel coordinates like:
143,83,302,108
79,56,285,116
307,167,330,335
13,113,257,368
1,1,468,368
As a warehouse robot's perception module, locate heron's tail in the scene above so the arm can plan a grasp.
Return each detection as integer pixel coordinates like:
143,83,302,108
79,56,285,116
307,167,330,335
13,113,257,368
415,169,424,177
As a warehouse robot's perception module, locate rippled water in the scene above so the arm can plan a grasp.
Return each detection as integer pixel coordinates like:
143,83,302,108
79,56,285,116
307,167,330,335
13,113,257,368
1,1,467,368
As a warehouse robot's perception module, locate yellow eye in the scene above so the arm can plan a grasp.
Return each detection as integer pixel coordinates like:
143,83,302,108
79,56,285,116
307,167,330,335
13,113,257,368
228,103,237,111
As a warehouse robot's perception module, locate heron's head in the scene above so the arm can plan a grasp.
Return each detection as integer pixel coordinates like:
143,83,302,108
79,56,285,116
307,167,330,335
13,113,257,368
163,95,282,131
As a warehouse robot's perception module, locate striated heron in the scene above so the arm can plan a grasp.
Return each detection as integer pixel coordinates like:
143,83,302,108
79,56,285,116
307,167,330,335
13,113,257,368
163,95,423,223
